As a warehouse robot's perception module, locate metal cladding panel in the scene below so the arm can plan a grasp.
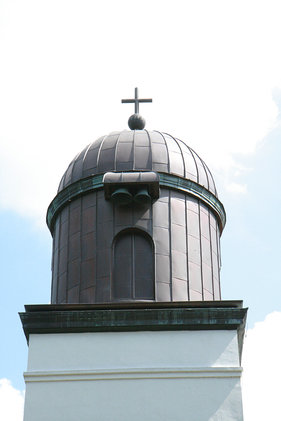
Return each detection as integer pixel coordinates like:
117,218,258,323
51,217,60,303
171,193,185,226
188,234,202,267
96,194,113,303
156,282,171,301
172,278,188,301
190,149,209,191
155,254,170,284
189,262,203,296
114,234,132,299
178,140,198,180
63,160,75,187
58,246,67,276
81,259,95,289
163,134,184,176
68,258,80,289
71,157,84,184
153,200,169,229
134,130,150,146
83,145,102,176
134,146,152,170
172,251,187,282
204,164,217,196
153,226,170,256
80,286,95,304
97,147,116,173
82,231,95,261
67,285,79,302
151,140,169,168
82,149,98,175
116,142,134,168
171,224,186,252
68,232,80,261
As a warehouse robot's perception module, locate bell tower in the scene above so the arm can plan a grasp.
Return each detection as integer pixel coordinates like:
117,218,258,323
20,89,247,421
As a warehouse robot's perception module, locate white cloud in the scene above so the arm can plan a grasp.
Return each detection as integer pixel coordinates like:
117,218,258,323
0,379,24,421
225,183,247,194
242,312,281,421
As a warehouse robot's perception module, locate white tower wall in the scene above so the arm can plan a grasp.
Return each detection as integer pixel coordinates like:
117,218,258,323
21,304,246,421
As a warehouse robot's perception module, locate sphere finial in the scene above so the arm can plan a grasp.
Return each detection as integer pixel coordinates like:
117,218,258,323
128,113,146,130
121,88,152,130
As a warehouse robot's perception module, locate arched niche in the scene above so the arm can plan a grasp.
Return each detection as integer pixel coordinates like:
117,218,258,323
112,229,155,301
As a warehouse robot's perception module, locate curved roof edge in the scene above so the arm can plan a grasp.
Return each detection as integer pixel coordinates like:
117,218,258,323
58,130,218,198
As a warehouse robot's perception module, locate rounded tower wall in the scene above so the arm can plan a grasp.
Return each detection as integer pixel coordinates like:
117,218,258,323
50,183,222,304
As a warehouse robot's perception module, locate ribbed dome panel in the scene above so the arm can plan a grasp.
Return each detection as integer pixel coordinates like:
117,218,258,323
58,129,217,197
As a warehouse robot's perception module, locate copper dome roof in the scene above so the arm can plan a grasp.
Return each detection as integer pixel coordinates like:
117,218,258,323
58,130,217,197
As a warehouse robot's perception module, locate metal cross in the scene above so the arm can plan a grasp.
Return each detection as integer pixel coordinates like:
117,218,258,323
121,87,152,114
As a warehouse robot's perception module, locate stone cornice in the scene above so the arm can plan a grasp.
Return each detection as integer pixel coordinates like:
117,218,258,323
20,301,247,361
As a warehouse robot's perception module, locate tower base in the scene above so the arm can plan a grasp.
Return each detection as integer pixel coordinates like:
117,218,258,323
20,301,247,421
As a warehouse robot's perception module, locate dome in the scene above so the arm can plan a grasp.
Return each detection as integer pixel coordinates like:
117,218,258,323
58,130,218,197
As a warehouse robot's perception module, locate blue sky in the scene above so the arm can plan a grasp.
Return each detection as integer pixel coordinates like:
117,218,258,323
1,1,281,419
221,122,281,323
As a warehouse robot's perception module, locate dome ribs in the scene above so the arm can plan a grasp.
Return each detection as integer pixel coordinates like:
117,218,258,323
57,130,218,199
